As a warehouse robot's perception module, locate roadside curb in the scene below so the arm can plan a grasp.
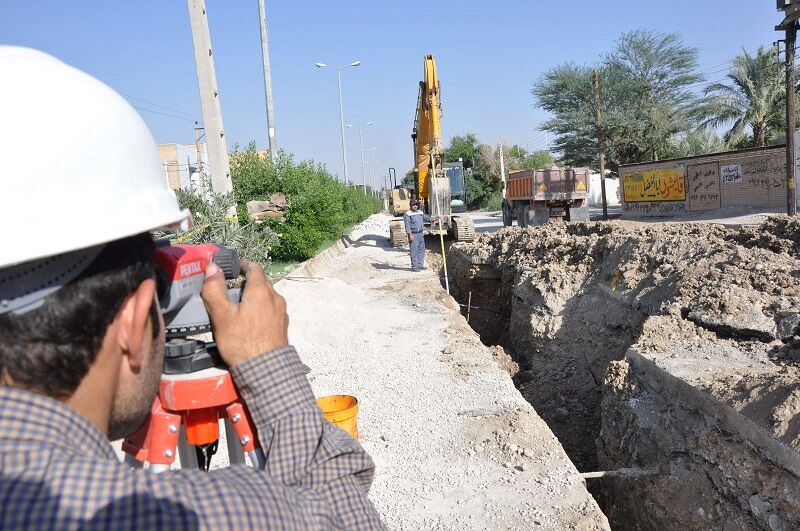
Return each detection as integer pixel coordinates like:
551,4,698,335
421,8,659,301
281,235,353,281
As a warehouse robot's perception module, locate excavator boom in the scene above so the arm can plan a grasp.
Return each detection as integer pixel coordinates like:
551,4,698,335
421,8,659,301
389,54,474,247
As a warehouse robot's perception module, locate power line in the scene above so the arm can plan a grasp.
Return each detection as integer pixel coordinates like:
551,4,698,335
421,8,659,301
131,105,198,123
121,93,196,119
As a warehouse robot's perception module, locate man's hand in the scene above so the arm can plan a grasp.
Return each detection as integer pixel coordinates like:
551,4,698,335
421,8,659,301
408,233,414,242
201,260,289,366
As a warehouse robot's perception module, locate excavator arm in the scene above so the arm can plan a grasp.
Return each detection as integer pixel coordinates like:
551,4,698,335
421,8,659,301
388,54,473,247
413,54,444,205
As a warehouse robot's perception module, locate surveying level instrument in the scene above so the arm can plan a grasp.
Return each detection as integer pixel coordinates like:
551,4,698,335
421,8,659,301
122,242,266,472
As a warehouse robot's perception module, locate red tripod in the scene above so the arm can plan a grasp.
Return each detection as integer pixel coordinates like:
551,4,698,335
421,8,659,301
122,361,265,473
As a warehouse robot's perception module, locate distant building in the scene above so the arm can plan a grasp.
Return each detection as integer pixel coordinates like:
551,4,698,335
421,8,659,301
157,143,209,192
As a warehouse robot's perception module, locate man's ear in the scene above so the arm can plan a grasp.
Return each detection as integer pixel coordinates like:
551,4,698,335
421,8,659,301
116,278,157,371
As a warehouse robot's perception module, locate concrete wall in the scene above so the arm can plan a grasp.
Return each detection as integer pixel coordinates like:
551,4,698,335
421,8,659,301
619,145,787,218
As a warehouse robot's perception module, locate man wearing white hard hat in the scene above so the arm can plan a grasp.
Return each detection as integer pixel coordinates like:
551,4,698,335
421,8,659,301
0,47,383,529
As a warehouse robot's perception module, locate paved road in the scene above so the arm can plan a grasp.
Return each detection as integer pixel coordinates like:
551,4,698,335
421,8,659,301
463,205,623,233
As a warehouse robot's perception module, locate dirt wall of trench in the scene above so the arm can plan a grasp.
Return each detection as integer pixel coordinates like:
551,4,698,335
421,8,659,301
448,217,800,529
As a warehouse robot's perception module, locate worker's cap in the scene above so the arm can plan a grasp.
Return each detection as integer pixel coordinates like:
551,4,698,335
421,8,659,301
409,199,419,206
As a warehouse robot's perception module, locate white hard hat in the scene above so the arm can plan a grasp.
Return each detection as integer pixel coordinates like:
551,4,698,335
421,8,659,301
0,46,190,269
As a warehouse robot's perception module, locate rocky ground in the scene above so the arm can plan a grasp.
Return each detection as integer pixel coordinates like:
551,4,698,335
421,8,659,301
447,215,800,529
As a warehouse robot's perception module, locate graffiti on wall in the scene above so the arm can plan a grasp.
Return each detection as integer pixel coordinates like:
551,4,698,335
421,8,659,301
622,201,686,215
687,163,721,211
720,164,741,183
740,157,785,192
623,166,686,202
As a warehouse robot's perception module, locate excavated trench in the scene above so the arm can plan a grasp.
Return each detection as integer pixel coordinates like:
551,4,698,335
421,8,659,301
444,218,800,530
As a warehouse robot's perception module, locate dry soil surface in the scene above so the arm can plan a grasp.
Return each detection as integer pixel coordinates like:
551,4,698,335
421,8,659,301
450,215,800,467
275,213,608,530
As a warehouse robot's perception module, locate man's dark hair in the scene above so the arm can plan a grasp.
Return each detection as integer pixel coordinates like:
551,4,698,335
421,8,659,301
0,233,157,400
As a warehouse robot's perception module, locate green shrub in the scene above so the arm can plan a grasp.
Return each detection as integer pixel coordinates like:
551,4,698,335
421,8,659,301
167,189,279,270
484,191,503,212
231,144,381,261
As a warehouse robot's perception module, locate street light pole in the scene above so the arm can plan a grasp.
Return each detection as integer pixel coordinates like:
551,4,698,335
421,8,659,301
335,68,348,184
316,61,361,183
348,122,373,193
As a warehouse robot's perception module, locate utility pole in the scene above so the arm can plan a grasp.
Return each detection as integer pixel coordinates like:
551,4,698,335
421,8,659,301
593,69,608,220
499,142,507,199
257,0,277,160
787,23,797,216
187,0,232,197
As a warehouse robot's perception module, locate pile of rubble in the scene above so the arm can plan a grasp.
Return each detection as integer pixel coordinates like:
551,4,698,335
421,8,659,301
246,192,287,222
448,216,800,529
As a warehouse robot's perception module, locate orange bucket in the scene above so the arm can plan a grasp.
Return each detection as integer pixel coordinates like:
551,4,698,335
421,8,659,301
316,395,359,439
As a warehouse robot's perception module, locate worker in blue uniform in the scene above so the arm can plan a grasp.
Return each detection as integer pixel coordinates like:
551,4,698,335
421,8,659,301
403,199,439,271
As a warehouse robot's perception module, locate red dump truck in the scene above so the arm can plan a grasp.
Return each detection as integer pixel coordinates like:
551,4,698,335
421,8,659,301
501,167,591,227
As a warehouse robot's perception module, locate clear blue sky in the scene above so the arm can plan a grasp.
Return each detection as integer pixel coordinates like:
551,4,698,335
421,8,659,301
0,1,781,185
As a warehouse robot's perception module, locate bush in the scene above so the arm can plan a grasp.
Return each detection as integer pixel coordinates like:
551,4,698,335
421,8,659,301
466,173,502,210
484,191,503,212
167,189,279,270
231,144,381,260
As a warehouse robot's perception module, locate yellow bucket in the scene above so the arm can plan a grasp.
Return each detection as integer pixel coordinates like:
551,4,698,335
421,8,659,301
316,395,359,439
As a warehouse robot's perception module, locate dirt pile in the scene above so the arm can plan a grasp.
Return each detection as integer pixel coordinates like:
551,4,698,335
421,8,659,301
448,216,800,527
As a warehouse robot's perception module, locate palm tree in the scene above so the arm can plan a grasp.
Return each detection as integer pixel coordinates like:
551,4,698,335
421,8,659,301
698,46,784,147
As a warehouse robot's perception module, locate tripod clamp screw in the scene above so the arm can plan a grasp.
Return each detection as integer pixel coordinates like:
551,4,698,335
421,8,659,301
169,425,178,434
232,413,242,423
165,450,174,458
240,436,250,446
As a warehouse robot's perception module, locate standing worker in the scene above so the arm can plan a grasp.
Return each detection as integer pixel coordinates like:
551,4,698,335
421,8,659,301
403,199,439,271
0,47,384,530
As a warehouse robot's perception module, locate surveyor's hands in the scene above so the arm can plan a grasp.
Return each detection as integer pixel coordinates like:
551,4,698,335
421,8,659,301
408,233,414,242
201,260,289,366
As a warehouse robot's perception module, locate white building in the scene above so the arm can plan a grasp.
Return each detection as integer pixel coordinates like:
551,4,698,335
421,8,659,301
157,143,210,193
588,172,620,207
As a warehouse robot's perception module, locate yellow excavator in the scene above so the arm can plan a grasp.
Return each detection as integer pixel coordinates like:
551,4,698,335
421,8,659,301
389,54,475,247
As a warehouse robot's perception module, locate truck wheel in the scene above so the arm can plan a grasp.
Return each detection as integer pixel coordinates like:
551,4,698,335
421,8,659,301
389,220,408,247
502,208,513,227
517,205,530,228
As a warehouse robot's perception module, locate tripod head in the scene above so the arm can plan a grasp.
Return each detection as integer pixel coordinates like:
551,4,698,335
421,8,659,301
154,240,240,374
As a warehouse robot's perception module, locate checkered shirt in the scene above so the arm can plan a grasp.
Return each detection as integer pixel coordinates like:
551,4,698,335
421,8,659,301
0,345,385,530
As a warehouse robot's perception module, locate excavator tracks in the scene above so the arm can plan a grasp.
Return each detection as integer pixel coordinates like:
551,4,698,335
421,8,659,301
452,216,475,242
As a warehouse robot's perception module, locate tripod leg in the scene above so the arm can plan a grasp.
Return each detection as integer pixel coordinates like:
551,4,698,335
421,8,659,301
225,401,264,469
248,449,266,470
224,418,246,466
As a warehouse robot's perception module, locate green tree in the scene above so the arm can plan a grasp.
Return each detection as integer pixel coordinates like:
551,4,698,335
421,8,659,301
661,129,728,159
444,133,480,170
696,46,784,147
506,145,555,170
533,29,702,174
606,29,703,160
445,133,498,209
